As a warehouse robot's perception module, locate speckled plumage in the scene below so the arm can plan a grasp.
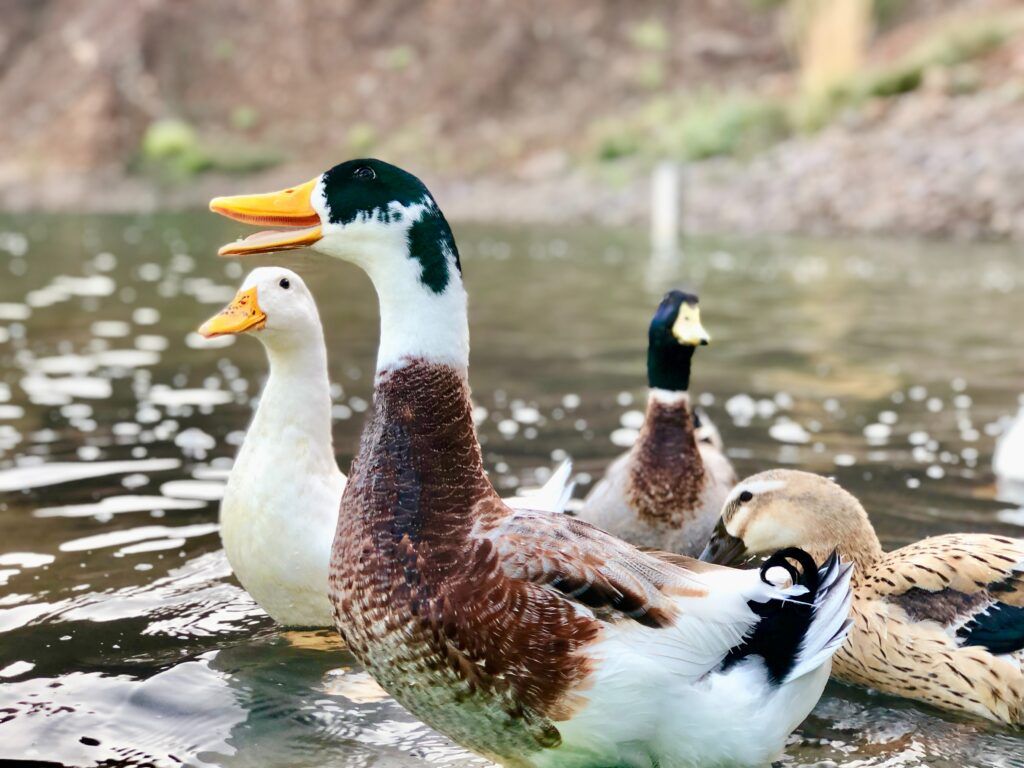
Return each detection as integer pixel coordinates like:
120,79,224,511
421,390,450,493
580,393,735,556
703,469,1024,725
329,361,852,767
837,533,1024,724
329,362,595,760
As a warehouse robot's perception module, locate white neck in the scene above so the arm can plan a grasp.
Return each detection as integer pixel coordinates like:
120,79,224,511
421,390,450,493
373,276,469,377
242,329,338,477
649,388,691,406
315,201,470,378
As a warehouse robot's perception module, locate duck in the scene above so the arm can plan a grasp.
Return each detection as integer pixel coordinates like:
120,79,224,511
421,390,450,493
196,266,575,628
700,468,1024,725
995,400,1024,502
208,158,853,767
578,291,735,556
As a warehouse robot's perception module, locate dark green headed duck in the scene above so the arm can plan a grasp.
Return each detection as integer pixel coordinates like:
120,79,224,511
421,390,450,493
208,161,852,768
579,290,736,556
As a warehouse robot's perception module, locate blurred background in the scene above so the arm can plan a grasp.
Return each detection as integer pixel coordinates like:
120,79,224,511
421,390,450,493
2,3,1024,767
3,0,1024,237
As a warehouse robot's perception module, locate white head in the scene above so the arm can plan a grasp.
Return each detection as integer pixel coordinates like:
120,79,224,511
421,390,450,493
198,267,323,351
209,160,468,375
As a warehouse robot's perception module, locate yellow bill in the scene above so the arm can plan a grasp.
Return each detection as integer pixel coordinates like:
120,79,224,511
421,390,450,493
671,304,710,346
210,177,323,257
198,287,267,338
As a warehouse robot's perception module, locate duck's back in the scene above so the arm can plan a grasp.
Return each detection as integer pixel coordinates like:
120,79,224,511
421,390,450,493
329,361,850,767
994,405,1024,483
836,533,1024,724
333,484,845,767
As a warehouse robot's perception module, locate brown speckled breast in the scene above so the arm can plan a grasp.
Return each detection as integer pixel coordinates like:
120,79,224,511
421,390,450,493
328,360,598,763
627,396,706,527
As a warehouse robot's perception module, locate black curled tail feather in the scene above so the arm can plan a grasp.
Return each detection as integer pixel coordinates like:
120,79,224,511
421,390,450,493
759,547,820,596
721,549,853,686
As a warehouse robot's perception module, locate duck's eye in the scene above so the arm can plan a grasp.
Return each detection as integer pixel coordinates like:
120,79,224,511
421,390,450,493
738,490,753,503
279,278,290,290
353,166,376,180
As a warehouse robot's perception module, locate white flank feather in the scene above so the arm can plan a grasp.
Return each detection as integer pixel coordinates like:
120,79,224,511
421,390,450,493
506,460,575,514
789,557,855,682
994,404,1024,483
541,559,848,768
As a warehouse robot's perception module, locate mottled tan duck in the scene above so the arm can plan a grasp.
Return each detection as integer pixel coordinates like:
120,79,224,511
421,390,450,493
702,469,1024,725
579,291,735,556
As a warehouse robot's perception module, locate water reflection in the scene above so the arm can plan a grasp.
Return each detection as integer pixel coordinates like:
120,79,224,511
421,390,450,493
0,458,181,492
0,213,1023,766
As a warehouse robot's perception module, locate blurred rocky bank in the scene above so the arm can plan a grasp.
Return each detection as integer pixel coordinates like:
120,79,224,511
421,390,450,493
2,0,1023,239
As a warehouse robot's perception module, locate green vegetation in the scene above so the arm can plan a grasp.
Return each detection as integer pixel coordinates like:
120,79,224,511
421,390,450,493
592,12,1022,164
634,59,666,91
673,96,788,161
593,94,788,163
796,16,1020,129
140,119,207,175
138,118,282,180
230,106,260,131
347,123,378,154
749,0,904,22
628,19,670,90
381,45,416,71
628,19,669,53
915,19,1014,68
213,38,236,61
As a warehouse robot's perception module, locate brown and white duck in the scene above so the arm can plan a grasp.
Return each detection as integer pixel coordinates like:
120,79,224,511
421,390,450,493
195,267,574,628
579,291,735,556
702,469,1024,725
209,159,853,768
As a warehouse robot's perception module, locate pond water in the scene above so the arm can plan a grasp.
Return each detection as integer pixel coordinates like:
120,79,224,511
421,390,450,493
0,212,1022,768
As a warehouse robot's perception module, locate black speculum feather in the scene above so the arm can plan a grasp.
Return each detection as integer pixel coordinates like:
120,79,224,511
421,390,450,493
647,290,700,392
957,602,1024,655
320,158,462,294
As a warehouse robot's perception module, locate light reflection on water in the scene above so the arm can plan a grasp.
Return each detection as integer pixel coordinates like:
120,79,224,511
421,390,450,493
0,213,1023,766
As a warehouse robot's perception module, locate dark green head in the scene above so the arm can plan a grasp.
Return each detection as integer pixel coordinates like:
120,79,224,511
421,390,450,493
647,290,710,392
210,158,461,295
319,159,461,294
320,159,431,226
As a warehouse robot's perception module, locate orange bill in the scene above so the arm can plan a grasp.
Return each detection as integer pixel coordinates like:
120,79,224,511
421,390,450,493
198,287,267,337
210,177,323,257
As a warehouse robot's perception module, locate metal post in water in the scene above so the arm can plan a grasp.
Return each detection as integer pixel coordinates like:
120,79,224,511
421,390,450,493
650,161,680,260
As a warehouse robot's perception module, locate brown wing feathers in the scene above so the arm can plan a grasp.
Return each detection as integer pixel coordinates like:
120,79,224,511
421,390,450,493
477,503,708,629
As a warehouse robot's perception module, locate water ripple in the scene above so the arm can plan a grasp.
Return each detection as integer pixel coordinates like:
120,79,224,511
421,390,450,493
0,459,181,492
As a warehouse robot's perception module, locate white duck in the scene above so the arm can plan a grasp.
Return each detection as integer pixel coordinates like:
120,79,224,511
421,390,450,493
198,267,574,627
995,399,1024,490
208,159,853,767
